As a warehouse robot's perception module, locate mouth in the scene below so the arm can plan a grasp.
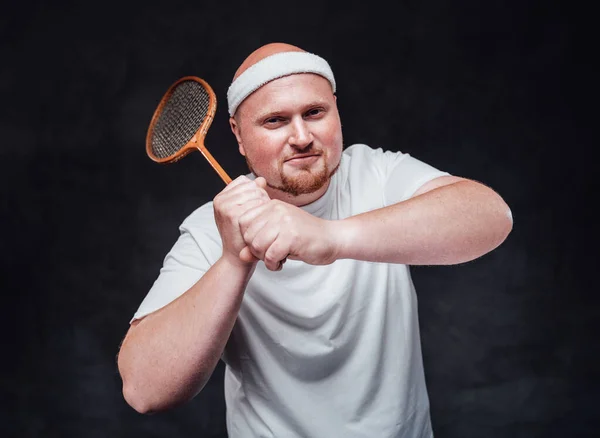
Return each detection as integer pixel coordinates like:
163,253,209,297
285,153,322,163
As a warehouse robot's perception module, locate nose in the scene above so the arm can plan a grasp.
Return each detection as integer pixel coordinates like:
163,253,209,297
288,118,313,150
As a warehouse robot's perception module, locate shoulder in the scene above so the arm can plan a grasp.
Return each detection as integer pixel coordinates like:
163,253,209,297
343,143,384,158
334,144,399,210
342,143,407,166
340,144,408,180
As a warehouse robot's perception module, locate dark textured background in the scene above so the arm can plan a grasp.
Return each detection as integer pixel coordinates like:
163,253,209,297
1,0,596,437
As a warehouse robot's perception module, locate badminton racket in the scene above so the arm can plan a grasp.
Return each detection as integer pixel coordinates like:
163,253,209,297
146,76,232,184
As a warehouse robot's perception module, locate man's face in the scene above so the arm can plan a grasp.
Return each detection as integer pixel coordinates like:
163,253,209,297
230,73,343,204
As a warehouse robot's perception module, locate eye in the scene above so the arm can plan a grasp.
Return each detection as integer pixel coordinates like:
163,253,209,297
305,107,324,118
263,116,285,127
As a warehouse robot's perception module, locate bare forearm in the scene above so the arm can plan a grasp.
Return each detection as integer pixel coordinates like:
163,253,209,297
336,180,512,265
118,255,255,413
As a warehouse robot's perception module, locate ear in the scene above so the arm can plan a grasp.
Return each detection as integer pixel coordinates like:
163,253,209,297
229,116,246,156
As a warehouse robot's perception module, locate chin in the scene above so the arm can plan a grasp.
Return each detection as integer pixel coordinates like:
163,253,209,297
278,166,331,197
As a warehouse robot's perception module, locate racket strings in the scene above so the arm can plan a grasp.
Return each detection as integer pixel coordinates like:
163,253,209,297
151,81,211,159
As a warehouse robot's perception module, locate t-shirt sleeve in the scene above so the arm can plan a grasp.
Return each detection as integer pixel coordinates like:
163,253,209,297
131,207,221,323
378,148,451,206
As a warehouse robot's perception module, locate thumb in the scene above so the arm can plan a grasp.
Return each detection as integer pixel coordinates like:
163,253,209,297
239,246,258,263
254,176,267,189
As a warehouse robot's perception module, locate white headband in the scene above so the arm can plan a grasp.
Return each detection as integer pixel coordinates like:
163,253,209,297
227,51,336,116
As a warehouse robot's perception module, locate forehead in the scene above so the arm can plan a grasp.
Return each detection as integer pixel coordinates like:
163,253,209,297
237,73,335,119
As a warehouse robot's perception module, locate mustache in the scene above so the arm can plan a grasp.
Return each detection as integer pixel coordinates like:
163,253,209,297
283,147,324,162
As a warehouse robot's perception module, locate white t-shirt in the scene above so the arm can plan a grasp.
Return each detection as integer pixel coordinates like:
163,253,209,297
133,144,450,438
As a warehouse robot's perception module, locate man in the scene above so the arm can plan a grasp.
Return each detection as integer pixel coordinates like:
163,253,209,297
118,42,513,437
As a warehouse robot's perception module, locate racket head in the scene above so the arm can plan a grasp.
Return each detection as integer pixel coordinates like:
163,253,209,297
146,76,217,164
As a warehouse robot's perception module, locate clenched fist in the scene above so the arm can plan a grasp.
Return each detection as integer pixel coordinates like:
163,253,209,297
213,176,270,267
238,199,341,271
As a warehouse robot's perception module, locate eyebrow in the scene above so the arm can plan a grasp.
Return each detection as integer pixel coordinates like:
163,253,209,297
253,100,329,123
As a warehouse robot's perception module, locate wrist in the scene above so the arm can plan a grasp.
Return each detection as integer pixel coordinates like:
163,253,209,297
220,251,258,275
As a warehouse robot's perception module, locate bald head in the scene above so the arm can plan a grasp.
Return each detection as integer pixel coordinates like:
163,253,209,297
233,43,306,80
226,42,336,116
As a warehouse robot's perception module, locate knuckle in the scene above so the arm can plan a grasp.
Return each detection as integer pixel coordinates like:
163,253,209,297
288,228,299,241
265,242,282,260
264,252,276,264
274,205,287,216
250,240,261,252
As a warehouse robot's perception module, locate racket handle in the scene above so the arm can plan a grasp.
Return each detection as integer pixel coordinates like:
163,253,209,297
196,146,232,184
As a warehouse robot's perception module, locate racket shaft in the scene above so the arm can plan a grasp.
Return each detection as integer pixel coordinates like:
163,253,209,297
197,146,232,184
